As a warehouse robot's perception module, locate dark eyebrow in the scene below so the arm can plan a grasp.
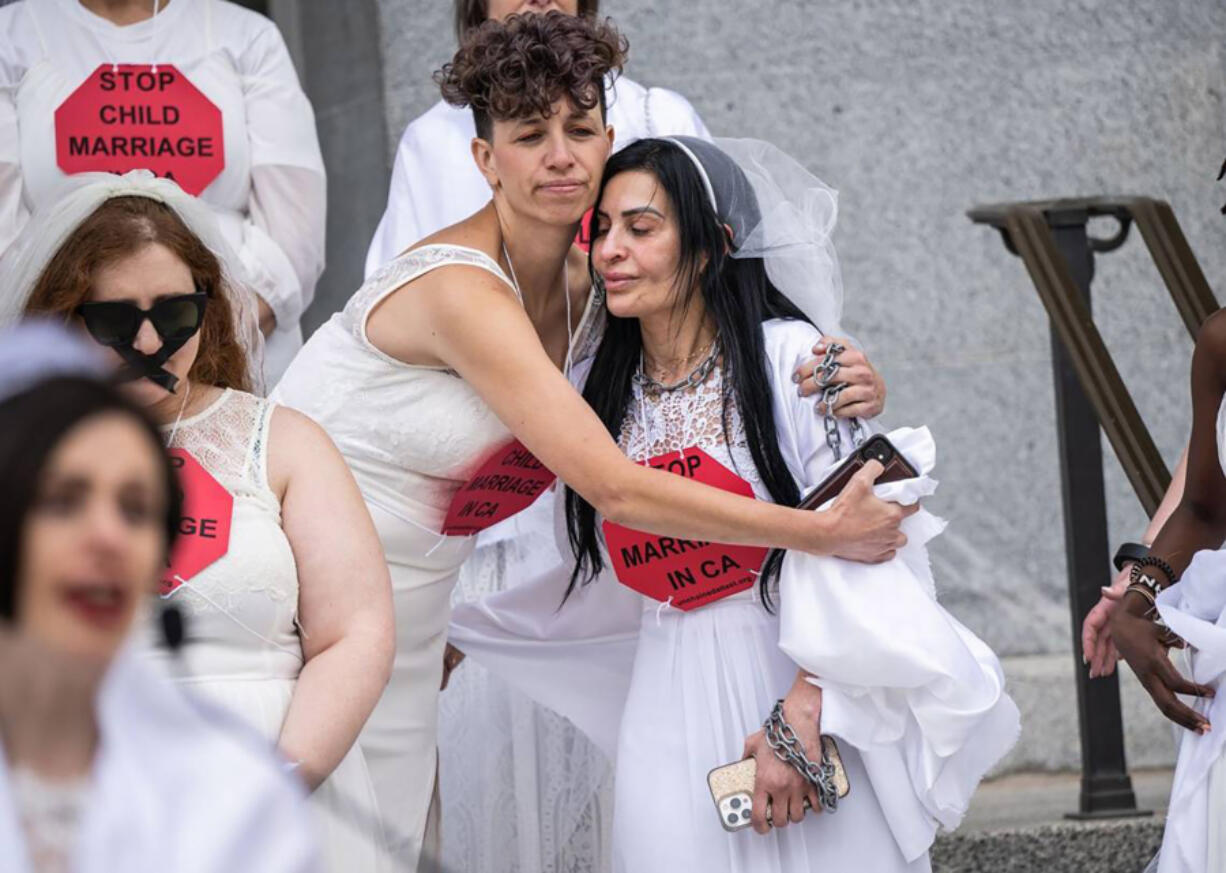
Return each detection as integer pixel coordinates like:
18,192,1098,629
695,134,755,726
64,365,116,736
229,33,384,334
621,206,665,219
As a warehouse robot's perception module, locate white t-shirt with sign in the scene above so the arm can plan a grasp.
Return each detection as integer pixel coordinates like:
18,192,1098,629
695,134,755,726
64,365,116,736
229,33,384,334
0,0,325,386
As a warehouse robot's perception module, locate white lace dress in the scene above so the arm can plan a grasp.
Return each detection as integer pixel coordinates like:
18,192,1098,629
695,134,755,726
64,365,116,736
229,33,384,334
141,388,385,873
272,244,601,872
450,319,1019,873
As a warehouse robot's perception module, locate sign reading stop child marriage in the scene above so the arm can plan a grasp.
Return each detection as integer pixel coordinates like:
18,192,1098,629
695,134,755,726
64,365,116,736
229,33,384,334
603,448,768,611
56,64,225,197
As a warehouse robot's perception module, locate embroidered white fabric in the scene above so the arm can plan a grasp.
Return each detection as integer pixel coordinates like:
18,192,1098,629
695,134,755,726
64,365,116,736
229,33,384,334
10,768,88,873
442,533,614,873
621,361,760,490
163,389,294,621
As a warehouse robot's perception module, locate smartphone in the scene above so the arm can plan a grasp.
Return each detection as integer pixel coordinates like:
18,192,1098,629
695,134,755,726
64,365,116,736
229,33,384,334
796,434,918,512
707,737,850,832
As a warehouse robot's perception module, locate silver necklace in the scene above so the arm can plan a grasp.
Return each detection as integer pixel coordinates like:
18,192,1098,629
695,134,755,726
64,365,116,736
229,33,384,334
637,333,721,393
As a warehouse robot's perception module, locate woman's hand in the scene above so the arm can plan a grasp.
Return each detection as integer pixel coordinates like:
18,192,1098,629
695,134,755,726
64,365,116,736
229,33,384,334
440,643,466,691
822,460,916,563
1110,591,1214,733
743,674,824,834
792,336,886,420
1082,565,1131,678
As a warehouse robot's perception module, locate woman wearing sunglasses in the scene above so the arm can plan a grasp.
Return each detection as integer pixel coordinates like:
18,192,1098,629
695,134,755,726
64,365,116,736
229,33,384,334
0,171,395,873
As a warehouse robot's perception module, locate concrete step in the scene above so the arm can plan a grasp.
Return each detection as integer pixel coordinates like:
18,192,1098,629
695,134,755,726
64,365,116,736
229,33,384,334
933,769,1171,873
995,654,1178,775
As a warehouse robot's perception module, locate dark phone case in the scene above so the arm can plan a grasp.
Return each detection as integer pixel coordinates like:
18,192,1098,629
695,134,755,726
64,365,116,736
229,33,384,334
795,434,918,512
763,435,918,566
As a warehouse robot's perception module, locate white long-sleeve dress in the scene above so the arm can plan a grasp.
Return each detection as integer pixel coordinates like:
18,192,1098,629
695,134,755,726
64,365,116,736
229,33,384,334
450,318,1020,872
0,0,325,385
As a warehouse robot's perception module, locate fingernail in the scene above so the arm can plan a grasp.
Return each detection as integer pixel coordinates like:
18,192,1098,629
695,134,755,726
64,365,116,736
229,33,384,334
1082,654,1088,666
792,372,801,383
1100,586,1112,594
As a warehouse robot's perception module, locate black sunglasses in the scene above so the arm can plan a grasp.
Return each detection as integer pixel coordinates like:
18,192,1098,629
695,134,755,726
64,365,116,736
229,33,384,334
76,291,209,348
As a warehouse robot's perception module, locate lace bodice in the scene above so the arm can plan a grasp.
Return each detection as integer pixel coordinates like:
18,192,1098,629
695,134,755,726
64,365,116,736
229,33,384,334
143,389,303,683
618,360,765,498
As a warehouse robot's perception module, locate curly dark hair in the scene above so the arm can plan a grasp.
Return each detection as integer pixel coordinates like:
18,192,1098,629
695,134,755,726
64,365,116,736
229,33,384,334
435,11,627,141
453,0,601,44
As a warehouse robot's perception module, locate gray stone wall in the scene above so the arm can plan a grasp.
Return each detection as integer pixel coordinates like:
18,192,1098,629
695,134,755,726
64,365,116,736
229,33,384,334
371,0,1226,658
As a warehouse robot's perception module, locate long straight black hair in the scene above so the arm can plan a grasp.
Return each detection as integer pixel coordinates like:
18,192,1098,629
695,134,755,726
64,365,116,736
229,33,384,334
0,377,180,620
565,138,810,610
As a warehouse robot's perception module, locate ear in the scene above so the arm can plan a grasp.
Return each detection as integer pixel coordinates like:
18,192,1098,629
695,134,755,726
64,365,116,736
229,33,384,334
471,136,499,190
722,223,735,253
604,123,616,153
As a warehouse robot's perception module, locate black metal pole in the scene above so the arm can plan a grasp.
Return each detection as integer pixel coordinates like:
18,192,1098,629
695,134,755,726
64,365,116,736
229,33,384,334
1046,211,1145,818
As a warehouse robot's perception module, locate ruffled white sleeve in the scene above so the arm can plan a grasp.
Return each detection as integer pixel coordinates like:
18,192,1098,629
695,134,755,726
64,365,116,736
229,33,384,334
237,19,326,331
0,49,29,262
763,319,1020,861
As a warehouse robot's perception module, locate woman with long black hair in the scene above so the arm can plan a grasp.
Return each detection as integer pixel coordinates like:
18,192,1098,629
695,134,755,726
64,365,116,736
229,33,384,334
450,137,1019,872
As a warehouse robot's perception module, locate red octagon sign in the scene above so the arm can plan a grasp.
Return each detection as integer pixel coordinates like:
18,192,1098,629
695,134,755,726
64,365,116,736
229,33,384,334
442,439,556,536
55,64,225,196
160,449,234,597
602,447,768,611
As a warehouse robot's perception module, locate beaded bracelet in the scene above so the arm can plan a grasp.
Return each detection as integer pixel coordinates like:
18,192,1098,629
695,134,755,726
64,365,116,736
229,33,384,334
1129,555,1177,589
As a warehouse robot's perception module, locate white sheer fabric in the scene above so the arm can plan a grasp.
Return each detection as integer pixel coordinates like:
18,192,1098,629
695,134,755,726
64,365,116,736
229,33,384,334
450,319,1019,871
0,0,325,385
141,389,387,873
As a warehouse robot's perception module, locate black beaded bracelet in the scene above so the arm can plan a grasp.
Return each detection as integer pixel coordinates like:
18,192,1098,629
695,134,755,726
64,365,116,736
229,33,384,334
1129,555,1177,589
1113,542,1150,573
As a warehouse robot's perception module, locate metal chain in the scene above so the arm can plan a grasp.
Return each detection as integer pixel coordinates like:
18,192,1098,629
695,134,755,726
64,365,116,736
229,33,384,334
636,334,721,393
762,700,841,814
815,343,865,461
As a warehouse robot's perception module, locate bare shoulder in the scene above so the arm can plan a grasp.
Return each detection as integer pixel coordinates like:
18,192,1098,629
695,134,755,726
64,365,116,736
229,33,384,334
1196,308,1226,364
367,222,519,365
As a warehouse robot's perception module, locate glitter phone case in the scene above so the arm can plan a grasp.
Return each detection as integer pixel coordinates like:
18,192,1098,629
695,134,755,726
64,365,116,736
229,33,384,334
707,737,850,832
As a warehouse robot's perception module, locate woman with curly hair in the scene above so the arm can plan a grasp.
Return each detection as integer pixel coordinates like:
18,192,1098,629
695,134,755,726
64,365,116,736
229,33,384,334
274,12,911,872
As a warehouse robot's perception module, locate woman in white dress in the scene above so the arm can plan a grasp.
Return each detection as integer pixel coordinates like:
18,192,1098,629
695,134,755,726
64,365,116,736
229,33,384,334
0,172,395,873
375,6,887,869
0,0,326,384
449,136,1020,872
1105,308,1226,873
0,322,317,873
273,13,910,872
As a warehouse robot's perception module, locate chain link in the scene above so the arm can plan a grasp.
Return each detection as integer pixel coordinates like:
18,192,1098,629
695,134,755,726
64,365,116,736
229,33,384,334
816,343,865,461
762,700,841,814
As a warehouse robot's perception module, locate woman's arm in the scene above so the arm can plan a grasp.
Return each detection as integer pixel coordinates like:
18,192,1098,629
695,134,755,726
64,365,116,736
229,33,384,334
1110,311,1226,730
742,670,824,833
1083,446,1187,677
268,408,395,790
370,269,910,558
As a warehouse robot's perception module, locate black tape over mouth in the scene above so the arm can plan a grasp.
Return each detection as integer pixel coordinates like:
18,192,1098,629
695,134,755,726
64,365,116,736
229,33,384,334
110,335,191,393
